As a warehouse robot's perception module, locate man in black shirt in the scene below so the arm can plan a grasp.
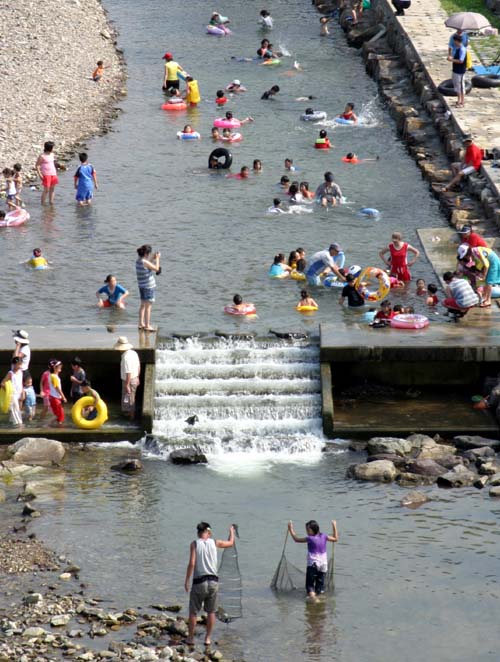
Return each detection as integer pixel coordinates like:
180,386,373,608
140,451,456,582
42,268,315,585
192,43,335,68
261,85,280,100
339,274,365,308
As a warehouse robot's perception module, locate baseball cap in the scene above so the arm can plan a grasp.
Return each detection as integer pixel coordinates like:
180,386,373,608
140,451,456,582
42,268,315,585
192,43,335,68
329,243,342,251
457,225,472,234
233,79,241,85
162,52,173,60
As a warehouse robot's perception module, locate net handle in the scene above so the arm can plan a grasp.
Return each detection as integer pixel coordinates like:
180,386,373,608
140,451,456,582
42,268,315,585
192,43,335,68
281,528,289,557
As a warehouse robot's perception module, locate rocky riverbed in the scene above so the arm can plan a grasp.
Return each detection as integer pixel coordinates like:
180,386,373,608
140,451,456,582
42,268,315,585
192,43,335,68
0,0,125,177
0,439,230,662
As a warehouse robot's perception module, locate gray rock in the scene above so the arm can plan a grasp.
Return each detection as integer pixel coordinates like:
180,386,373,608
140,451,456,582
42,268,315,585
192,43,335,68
366,453,407,468
406,433,436,449
488,473,500,486
51,614,71,627
23,472,66,497
400,491,429,508
474,475,490,489
463,446,496,462
437,467,476,488
489,486,500,497
405,459,447,476
169,448,208,465
366,437,413,456
22,626,47,638
0,461,43,477
416,440,456,461
435,455,464,470
159,648,173,660
110,459,143,473
8,438,66,466
453,435,500,451
349,460,397,483
396,472,437,487
478,461,500,476
23,593,43,605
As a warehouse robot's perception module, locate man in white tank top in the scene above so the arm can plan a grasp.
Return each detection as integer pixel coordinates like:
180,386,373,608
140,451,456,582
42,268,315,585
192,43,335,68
184,521,235,647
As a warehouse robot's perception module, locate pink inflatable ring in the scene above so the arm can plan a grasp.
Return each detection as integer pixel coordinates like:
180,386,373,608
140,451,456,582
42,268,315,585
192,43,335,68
214,118,241,129
0,208,30,228
224,304,256,316
390,314,429,330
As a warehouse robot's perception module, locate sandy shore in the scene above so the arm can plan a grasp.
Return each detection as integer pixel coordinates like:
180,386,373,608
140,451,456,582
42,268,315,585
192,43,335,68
0,0,125,177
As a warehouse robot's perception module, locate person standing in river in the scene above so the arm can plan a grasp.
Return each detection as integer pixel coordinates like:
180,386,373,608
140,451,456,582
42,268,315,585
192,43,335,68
12,329,31,377
35,141,59,205
184,522,235,648
136,244,161,332
114,336,141,420
379,232,420,282
288,519,338,599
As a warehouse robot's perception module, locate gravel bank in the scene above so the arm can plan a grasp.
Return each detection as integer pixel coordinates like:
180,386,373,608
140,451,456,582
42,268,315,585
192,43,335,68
0,0,125,176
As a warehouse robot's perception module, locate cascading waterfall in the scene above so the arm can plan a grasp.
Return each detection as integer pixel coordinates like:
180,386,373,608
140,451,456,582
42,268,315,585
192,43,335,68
143,337,328,462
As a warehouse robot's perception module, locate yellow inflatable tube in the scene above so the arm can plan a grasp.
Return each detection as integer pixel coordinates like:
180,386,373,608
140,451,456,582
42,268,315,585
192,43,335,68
296,305,318,313
0,381,13,414
290,269,306,281
71,396,108,430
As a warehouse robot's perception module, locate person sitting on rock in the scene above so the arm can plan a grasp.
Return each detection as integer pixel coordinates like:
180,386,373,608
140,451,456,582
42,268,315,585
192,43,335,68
443,135,482,192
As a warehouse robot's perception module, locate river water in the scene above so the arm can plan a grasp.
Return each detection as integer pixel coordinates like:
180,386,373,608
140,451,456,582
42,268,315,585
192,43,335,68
5,0,500,660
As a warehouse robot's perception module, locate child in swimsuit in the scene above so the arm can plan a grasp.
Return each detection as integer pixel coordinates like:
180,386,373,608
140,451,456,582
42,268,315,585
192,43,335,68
298,290,318,308
338,102,358,123
13,163,23,205
92,60,106,82
2,168,17,209
216,90,227,106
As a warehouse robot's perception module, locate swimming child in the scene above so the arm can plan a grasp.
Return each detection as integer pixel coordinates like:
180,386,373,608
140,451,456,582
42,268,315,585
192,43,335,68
426,283,439,306
13,163,23,205
227,166,250,180
285,158,296,172
268,198,286,213
22,375,37,421
253,159,263,172
74,152,98,206
231,294,254,311
298,289,319,308
257,39,270,58
288,519,338,598
70,357,86,404
299,182,314,200
280,175,290,192
215,90,227,106
2,168,17,209
404,306,415,314
288,183,303,204
416,278,426,296
315,130,331,150
320,16,333,35
373,300,394,322
221,128,240,142
288,251,299,268
211,127,221,141
80,380,101,420
389,276,405,289
338,102,358,123
269,253,292,276
92,60,106,82
226,79,247,93
261,85,280,100
225,110,254,125
259,9,273,28
184,76,201,106
27,248,49,269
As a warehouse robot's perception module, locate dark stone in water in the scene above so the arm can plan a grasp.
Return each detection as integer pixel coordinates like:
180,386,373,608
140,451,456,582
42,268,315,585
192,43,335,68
367,453,407,468
463,447,496,462
170,448,208,465
453,436,500,451
269,329,309,340
111,459,143,473
215,331,256,340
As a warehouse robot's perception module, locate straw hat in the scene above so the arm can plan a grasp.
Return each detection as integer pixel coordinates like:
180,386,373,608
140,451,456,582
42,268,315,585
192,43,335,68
13,329,29,344
114,336,133,351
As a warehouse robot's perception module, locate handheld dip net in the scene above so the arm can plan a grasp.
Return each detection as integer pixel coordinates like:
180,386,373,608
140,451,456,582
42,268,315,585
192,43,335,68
216,525,243,623
270,531,335,593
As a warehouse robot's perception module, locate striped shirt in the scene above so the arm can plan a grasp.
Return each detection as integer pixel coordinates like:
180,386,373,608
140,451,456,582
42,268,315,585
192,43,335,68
136,258,156,289
449,278,479,308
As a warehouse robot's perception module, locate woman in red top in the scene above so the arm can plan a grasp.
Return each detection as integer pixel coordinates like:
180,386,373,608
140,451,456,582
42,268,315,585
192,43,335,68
379,232,420,282
457,224,487,248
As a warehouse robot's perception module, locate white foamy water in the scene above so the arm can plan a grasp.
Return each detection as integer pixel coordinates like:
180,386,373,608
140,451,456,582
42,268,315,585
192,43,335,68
139,337,330,469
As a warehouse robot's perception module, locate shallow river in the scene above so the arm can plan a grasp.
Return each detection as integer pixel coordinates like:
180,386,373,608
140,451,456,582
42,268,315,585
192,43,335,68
4,0,500,660
0,0,444,333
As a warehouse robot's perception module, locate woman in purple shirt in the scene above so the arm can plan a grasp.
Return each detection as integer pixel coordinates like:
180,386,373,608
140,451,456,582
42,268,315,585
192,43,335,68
288,519,338,598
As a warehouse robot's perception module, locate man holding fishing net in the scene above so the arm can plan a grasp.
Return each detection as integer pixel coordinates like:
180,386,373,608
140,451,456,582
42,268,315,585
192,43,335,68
184,522,235,647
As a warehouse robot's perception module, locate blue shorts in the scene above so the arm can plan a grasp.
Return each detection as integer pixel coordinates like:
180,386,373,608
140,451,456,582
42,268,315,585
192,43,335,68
306,274,321,287
139,287,156,302
76,187,93,202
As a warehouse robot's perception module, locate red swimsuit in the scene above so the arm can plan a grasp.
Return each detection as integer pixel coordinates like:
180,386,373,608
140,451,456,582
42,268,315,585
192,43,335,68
389,242,411,281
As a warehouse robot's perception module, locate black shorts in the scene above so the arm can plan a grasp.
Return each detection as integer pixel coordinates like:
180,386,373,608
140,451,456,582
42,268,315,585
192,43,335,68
165,80,179,90
306,564,326,595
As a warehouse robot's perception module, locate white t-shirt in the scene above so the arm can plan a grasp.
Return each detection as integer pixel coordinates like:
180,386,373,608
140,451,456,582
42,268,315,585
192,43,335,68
18,344,30,371
120,349,140,381
260,15,273,28
9,369,23,398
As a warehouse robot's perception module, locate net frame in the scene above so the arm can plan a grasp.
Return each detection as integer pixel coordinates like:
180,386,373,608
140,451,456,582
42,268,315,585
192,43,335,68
270,530,335,593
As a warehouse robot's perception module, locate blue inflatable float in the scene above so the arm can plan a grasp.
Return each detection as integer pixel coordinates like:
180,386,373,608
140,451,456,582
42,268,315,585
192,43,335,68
359,207,380,217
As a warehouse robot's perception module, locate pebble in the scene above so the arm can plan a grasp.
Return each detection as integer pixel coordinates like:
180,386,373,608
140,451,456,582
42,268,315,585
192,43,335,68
59,572,72,581
51,614,71,626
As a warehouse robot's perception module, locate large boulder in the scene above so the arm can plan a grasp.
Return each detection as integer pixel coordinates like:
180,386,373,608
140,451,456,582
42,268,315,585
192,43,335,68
8,438,65,466
437,466,476,488
452,436,500,451
23,472,66,498
405,459,448,477
416,439,456,461
366,437,413,456
488,473,500,486
348,460,397,483
463,447,496,462
366,453,407,469
169,448,208,465
396,472,438,487
0,461,44,477
489,486,500,497
406,433,436,450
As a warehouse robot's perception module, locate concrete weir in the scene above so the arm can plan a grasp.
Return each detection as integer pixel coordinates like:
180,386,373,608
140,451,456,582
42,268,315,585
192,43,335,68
320,321,500,439
0,326,156,443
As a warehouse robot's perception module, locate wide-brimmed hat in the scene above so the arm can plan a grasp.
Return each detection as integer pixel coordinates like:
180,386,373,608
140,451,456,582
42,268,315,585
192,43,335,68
13,329,29,344
114,336,133,351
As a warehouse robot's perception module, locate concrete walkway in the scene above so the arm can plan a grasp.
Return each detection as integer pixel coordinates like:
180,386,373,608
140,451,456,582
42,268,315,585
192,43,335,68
388,0,500,200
